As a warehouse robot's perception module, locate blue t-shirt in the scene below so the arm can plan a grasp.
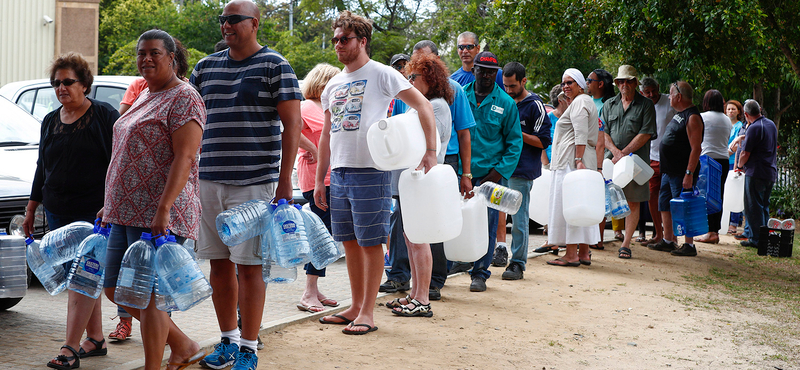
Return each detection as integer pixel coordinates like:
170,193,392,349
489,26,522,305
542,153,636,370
545,111,558,161
741,116,778,182
191,47,302,185
728,120,743,166
511,93,551,180
451,67,506,92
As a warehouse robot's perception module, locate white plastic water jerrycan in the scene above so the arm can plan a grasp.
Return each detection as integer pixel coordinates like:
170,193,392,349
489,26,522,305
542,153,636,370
562,169,605,227
443,196,488,262
367,111,426,171
612,155,636,187
630,154,654,185
723,171,745,212
529,169,551,225
398,165,462,243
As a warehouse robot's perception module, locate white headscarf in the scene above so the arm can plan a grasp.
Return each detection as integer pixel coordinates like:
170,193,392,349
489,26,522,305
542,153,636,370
562,68,586,90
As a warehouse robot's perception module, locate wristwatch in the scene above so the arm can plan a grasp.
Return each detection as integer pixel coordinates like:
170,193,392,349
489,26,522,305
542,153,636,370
685,170,693,175
463,173,473,179
575,157,582,162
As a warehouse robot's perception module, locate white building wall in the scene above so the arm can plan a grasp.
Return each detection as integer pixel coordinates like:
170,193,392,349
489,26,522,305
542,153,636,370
0,0,57,87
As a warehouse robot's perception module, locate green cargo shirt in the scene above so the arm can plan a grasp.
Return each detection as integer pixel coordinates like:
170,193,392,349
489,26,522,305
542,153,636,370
463,81,522,179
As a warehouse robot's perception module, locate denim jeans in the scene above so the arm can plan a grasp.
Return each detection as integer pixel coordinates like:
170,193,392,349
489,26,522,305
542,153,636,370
470,176,499,281
508,177,532,270
386,198,410,283
743,175,773,244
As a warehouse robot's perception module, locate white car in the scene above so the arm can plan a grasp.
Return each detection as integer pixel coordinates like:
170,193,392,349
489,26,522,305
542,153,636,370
0,76,138,121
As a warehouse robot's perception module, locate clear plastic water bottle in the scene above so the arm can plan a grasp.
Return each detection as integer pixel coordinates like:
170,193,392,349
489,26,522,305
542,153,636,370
604,179,614,219
39,221,94,266
155,275,178,312
154,235,212,311
182,239,198,260
300,207,342,269
215,199,273,246
270,199,310,268
474,181,523,214
67,222,110,299
26,237,67,295
610,183,631,220
114,233,156,309
259,233,296,284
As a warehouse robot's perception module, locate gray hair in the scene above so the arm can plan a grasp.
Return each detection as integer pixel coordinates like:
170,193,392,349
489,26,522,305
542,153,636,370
641,77,659,90
457,31,478,44
743,99,761,117
549,84,563,108
413,40,439,56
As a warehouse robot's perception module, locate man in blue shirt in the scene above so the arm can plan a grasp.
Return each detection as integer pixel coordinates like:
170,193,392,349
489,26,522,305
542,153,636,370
382,40,476,300
450,31,505,92
500,62,551,280
462,51,522,292
737,99,778,248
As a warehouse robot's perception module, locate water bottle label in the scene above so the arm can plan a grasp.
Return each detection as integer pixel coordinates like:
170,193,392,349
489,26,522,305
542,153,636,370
119,267,135,287
281,220,298,234
83,257,101,275
166,264,200,291
490,187,505,206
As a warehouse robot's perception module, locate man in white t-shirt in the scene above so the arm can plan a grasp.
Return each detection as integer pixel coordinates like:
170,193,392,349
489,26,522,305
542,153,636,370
640,77,676,247
313,10,437,335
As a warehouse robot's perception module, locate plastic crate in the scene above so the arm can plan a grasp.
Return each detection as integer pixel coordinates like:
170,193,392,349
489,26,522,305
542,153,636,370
698,155,722,214
757,226,793,258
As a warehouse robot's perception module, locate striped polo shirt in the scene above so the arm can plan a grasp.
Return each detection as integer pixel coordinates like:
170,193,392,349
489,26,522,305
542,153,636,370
190,46,302,185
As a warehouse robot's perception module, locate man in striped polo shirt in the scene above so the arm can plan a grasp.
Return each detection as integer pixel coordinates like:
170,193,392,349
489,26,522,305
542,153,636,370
190,1,302,369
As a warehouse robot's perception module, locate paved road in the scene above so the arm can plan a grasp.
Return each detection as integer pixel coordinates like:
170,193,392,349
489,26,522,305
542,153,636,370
0,230,615,369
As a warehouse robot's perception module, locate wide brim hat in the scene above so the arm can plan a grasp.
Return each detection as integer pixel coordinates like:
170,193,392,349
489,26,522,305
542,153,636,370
473,51,500,69
615,65,638,81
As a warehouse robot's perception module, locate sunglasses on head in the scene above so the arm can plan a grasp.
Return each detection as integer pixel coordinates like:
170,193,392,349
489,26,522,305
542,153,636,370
331,36,359,45
218,14,255,25
457,44,477,51
51,78,78,88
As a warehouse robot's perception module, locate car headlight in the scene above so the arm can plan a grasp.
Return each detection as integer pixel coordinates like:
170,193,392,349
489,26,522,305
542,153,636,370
8,205,45,237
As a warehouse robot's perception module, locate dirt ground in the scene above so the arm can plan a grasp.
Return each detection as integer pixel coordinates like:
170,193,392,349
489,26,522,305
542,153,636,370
243,234,797,370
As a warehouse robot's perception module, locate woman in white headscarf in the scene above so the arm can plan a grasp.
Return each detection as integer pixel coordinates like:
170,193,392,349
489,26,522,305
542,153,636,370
546,68,602,267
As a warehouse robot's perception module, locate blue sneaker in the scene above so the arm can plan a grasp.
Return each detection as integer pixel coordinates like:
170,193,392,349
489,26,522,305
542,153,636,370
231,347,258,370
199,337,238,369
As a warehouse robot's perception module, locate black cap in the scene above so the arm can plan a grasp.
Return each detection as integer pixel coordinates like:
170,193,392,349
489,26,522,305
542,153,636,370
390,53,410,66
473,51,500,69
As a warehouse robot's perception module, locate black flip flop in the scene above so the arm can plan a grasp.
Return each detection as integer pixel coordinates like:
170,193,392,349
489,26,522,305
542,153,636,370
546,258,581,267
78,337,107,358
589,244,604,250
342,323,378,335
319,314,352,325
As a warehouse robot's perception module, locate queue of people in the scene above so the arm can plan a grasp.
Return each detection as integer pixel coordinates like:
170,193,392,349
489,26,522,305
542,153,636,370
22,2,779,370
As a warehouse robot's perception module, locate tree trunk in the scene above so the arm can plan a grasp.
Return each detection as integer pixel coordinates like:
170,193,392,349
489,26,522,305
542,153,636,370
753,82,764,108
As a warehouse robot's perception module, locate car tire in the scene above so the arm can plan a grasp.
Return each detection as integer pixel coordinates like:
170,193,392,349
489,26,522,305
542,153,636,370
0,297,23,310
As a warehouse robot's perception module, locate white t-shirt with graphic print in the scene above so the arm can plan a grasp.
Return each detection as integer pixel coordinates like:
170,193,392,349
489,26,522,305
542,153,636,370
321,59,412,169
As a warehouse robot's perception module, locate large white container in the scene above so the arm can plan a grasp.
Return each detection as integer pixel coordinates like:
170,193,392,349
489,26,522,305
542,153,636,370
443,196,488,262
529,169,551,225
398,165,463,243
602,158,614,179
612,155,636,187
562,169,606,227
367,111,426,171
630,154,654,185
723,171,745,212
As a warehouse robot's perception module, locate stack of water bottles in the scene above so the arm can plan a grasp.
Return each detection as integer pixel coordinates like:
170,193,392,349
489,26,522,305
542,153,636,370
215,198,344,285
0,233,28,299
606,180,631,220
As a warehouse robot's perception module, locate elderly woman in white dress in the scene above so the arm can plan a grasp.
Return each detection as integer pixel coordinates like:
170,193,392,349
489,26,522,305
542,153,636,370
546,68,602,267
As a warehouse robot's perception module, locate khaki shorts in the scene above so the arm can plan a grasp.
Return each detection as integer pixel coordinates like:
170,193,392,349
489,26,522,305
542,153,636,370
197,179,277,265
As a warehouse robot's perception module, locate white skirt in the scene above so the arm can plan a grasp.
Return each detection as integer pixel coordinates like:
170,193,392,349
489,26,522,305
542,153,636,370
547,167,601,245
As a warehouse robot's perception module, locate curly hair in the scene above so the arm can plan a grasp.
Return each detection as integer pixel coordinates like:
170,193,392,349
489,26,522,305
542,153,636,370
331,10,373,55
406,53,453,105
49,52,93,96
726,99,743,122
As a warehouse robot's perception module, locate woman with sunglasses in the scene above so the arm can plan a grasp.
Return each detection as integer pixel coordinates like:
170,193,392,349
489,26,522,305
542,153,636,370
101,29,206,370
385,52,452,317
21,52,119,370
546,68,601,267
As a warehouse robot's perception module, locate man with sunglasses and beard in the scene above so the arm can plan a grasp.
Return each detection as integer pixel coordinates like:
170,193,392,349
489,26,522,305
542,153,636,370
450,31,505,92
190,1,302,369
462,51,522,292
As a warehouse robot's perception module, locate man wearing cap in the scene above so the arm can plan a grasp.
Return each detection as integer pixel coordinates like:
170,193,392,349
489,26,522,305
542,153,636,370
601,65,656,259
463,51,522,292
390,53,409,73
450,31,505,92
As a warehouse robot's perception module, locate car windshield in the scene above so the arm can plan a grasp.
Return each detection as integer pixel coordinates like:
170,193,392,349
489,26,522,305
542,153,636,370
0,97,40,146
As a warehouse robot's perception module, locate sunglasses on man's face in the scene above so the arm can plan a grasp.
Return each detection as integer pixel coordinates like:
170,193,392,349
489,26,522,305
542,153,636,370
218,14,255,25
457,44,477,51
51,78,78,88
331,36,359,46
407,74,419,82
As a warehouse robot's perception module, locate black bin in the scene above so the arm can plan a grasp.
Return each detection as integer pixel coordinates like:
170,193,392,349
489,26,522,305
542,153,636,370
757,226,794,258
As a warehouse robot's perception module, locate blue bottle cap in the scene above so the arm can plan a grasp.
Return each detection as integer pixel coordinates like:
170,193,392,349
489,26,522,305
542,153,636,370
167,235,177,243
277,198,288,206
141,232,152,240
294,204,302,210
25,237,34,245
154,235,167,247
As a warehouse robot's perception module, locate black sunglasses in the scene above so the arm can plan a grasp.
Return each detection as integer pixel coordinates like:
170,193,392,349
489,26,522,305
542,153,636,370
586,78,597,83
331,36,359,45
218,14,255,25
457,44,477,51
408,74,419,82
560,80,576,87
392,64,404,71
51,78,78,88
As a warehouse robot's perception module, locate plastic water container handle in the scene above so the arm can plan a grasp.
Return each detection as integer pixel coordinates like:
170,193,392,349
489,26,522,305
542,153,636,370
384,135,397,156
410,170,423,179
